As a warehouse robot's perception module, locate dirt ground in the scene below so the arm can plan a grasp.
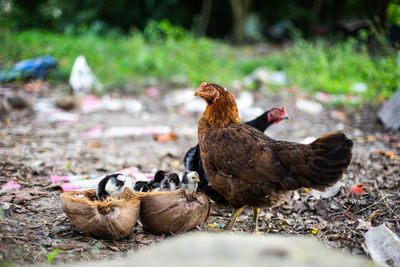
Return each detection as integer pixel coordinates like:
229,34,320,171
0,82,399,265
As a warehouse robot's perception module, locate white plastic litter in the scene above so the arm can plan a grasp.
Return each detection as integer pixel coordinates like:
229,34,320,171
350,82,367,93
184,98,206,113
311,182,344,199
41,112,79,123
270,71,287,85
125,99,143,113
69,55,103,94
364,224,400,267
103,126,172,138
239,106,264,122
236,91,254,109
295,99,323,116
299,136,316,144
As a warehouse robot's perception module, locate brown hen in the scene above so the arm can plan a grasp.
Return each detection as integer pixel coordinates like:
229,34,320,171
194,82,353,231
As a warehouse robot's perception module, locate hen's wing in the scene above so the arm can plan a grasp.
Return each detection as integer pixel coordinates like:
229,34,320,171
203,124,352,191
203,124,287,184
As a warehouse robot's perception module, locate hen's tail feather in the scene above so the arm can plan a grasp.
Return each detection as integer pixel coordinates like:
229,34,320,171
308,131,353,190
281,131,353,191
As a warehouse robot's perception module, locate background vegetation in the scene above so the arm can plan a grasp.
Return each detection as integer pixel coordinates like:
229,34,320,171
1,0,399,103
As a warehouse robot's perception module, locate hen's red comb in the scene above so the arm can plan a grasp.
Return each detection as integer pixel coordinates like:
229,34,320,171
280,106,286,113
199,82,207,88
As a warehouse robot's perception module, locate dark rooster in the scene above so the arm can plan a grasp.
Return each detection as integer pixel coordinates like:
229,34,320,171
184,106,288,202
194,82,353,231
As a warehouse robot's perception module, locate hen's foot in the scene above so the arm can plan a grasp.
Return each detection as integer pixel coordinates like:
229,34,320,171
252,207,260,234
223,207,243,231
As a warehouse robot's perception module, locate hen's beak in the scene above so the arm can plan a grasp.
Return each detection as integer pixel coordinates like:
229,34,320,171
194,90,202,97
282,114,290,120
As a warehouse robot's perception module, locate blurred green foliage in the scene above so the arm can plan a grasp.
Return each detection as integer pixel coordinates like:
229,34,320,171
1,20,397,103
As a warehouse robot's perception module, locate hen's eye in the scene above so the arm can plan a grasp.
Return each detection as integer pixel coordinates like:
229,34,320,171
208,88,212,92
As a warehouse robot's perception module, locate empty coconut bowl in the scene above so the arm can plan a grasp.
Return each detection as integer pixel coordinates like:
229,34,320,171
60,188,140,240
137,189,210,235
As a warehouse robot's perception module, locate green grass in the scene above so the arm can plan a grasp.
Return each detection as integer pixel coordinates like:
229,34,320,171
0,22,397,103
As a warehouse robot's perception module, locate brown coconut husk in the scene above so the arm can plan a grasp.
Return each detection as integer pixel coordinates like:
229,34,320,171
135,188,210,235
60,188,140,240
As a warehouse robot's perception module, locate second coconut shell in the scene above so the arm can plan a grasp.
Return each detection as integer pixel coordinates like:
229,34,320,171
137,189,210,235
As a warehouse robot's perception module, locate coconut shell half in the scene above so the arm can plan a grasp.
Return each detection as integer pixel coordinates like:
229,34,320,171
137,189,210,235
60,188,140,240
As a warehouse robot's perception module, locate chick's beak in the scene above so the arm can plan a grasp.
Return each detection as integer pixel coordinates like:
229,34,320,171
194,177,200,182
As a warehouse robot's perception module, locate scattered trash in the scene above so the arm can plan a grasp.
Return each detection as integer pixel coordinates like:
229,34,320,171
80,95,143,113
1,180,21,192
364,224,400,267
125,99,143,113
311,182,344,199
39,111,79,124
269,71,287,86
350,184,365,195
0,55,57,82
243,68,287,86
299,136,316,144
103,126,172,138
69,55,103,94
236,91,254,110
81,95,102,113
373,150,398,159
164,88,196,107
183,98,206,113
350,82,367,93
243,67,269,86
102,96,123,111
154,133,177,143
315,91,361,104
146,87,159,98
295,99,323,116
377,87,400,131
239,106,264,122
79,127,103,139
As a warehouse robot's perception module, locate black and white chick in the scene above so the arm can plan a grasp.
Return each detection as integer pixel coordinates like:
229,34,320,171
134,170,166,192
96,173,130,201
160,173,181,191
181,171,200,194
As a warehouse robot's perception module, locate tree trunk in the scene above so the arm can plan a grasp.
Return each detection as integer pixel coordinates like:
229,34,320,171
375,0,389,30
197,0,213,37
230,0,251,43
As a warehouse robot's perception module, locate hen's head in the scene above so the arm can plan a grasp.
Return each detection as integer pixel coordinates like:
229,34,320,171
268,107,289,124
194,82,228,105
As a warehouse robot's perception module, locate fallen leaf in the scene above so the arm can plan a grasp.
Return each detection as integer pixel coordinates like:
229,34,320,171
13,191,32,203
367,209,381,222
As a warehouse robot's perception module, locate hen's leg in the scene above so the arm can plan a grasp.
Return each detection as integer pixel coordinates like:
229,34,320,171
224,207,243,230
252,207,260,233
